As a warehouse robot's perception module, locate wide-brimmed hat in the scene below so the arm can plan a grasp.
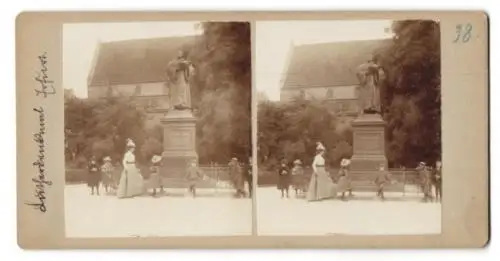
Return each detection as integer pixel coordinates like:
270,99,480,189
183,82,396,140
294,159,302,165
419,161,426,166
151,155,162,164
126,138,136,148
316,142,325,151
103,156,112,162
340,158,351,167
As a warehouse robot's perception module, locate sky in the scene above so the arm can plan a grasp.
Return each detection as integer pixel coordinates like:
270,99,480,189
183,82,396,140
256,20,393,101
63,21,202,98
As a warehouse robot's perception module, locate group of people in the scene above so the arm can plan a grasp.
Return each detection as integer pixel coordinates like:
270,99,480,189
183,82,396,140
276,142,349,201
86,139,156,198
416,161,442,202
228,157,253,198
275,142,442,202
87,155,123,196
86,138,253,199
86,139,206,198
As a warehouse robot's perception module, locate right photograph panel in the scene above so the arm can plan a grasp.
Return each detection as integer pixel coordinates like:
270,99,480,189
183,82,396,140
255,20,442,235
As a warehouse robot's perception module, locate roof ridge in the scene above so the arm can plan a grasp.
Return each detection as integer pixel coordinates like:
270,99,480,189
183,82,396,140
101,34,199,45
294,37,392,48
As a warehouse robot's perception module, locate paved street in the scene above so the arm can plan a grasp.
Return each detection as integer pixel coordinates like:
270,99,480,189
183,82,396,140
66,184,441,237
256,187,441,235
65,184,252,238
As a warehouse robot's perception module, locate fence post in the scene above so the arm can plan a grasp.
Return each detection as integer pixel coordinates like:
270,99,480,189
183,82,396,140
210,162,216,194
402,167,406,197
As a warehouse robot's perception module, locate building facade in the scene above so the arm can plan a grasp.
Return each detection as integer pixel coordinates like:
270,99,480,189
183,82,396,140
87,35,198,128
280,39,391,118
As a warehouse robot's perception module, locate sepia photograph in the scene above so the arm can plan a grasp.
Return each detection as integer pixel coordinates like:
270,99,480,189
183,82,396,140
256,20,442,235
63,21,252,237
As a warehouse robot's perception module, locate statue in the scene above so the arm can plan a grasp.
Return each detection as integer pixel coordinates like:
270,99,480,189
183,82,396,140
166,50,195,110
356,58,383,114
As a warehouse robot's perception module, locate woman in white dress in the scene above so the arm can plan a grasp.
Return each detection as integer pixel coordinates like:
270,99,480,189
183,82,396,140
116,139,146,198
306,142,336,201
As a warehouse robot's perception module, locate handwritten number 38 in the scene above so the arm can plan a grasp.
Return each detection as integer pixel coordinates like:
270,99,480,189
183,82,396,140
454,23,472,43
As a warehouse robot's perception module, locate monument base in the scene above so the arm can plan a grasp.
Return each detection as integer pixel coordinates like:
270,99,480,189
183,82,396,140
349,113,388,171
160,109,198,179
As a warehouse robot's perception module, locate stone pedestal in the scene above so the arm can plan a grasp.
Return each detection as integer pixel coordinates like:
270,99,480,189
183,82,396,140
350,113,387,171
160,109,198,179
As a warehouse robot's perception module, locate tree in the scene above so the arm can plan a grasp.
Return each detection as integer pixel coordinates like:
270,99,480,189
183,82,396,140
91,137,115,162
378,20,441,167
64,95,148,165
191,22,251,163
140,136,163,162
257,97,352,170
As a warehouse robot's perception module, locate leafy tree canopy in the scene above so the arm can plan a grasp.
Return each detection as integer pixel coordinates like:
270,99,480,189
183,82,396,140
379,20,441,167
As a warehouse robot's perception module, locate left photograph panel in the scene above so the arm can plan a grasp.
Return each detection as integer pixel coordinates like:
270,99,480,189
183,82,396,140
63,21,252,237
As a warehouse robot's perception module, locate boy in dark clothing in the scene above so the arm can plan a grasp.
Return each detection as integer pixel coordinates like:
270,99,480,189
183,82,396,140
87,156,101,196
277,159,291,198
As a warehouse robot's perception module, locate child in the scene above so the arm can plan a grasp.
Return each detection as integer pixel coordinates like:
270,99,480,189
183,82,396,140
87,156,101,196
337,159,354,200
277,159,291,198
149,155,164,197
374,163,391,201
291,159,305,197
185,159,204,198
101,156,115,194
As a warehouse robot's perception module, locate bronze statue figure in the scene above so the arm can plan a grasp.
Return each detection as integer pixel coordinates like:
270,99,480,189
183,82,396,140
356,58,383,114
166,50,195,110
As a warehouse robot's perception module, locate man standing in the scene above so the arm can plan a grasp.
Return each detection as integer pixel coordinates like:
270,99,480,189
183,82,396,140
185,159,204,198
417,162,433,202
434,161,442,202
229,157,245,198
245,156,253,198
